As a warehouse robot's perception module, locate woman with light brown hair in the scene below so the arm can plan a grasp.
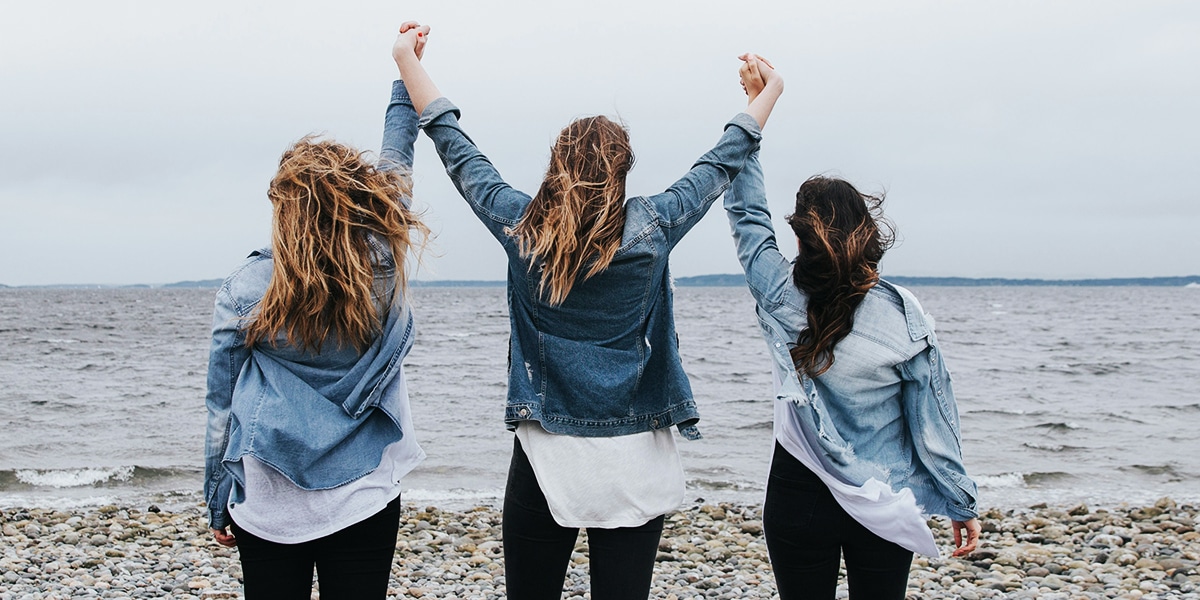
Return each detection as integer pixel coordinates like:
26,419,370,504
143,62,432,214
392,22,783,600
202,28,431,598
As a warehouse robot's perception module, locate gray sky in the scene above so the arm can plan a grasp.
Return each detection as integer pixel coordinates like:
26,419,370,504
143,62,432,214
2,0,1197,285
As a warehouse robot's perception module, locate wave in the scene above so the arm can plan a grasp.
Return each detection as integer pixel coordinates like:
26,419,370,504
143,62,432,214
1154,403,1200,413
1120,464,1187,479
975,471,1075,488
967,408,1046,417
737,421,773,431
0,466,200,490
401,487,504,505
1021,442,1086,452
1028,422,1082,432
686,478,762,492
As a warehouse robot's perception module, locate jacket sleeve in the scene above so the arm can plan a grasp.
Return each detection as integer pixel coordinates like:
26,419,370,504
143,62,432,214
897,339,980,521
379,80,420,207
648,113,762,249
203,287,250,529
418,97,531,242
723,149,800,315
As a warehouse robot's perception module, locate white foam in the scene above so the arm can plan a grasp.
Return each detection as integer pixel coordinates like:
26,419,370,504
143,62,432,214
401,487,505,508
975,472,1026,489
16,466,135,488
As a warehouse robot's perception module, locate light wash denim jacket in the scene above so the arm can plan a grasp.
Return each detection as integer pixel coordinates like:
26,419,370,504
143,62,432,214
724,151,979,521
203,81,420,529
419,98,762,439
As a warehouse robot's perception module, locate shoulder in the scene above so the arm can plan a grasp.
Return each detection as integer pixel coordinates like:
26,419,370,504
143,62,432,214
216,248,274,315
852,280,934,358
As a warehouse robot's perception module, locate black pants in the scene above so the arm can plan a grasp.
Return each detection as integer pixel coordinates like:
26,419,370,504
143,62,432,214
230,495,402,599
502,437,665,600
763,442,913,600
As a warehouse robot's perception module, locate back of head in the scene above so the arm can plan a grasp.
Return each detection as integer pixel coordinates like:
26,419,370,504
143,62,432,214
512,116,634,305
788,176,895,376
243,136,428,354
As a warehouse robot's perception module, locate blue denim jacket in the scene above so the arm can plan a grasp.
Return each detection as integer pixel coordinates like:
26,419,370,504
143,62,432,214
203,81,420,529
419,98,762,439
724,152,979,521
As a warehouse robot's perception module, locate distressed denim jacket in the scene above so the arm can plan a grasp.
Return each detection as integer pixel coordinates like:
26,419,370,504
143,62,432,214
419,98,762,438
202,81,420,529
724,151,979,521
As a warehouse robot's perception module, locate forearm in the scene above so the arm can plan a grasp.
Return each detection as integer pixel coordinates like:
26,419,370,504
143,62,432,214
394,53,442,115
745,80,784,129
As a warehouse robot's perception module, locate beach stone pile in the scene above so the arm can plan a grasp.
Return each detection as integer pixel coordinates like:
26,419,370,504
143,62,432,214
1,498,1197,599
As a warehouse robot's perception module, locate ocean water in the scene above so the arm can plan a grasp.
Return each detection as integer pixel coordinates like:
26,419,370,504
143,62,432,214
0,285,1197,511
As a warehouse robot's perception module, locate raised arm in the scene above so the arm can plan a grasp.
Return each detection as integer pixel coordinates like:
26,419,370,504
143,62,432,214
391,21,530,241
650,55,784,248
723,151,799,314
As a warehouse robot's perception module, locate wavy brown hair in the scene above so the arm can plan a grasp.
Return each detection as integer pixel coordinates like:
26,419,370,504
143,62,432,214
787,176,895,376
511,116,634,305
243,136,429,354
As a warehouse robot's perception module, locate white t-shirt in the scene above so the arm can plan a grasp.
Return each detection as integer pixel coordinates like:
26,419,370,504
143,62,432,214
515,421,685,529
772,369,938,557
228,367,425,544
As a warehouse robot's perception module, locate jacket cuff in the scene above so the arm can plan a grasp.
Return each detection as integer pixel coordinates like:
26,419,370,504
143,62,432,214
946,503,979,522
419,97,461,129
391,80,414,105
726,113,763,142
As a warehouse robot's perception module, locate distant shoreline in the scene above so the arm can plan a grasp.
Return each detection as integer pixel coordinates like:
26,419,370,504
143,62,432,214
4,274,1199,289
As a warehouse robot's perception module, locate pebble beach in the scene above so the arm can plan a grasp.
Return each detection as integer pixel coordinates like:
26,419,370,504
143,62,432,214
2,498,1198,599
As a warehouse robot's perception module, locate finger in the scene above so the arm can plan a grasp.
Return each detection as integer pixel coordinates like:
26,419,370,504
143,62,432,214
755,54,776,69
399,21,421,33
747,59,762,82
953,524,963,548
419,25,431,37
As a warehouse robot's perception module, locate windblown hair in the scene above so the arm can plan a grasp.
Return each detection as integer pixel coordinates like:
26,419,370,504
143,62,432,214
787,176,895,377
511,116,634,305
242,136,429,354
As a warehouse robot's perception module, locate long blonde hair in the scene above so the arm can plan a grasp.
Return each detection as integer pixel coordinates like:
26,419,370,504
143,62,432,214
511,116,634,305
243,136,429,354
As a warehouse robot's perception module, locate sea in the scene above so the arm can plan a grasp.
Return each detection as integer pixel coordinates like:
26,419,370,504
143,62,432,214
1,285,1197,513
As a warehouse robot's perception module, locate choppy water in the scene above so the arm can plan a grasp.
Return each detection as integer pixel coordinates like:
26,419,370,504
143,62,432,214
1,285,1197,511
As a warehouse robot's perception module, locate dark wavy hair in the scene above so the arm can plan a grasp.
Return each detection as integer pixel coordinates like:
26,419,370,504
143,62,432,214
787,176,895,376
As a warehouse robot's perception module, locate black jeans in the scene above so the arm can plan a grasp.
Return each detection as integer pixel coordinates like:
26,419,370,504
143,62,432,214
230,495,402,599
763,442,913,600
502,437,665,600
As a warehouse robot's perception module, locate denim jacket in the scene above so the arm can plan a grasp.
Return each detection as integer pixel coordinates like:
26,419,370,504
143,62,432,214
203,81,420,529
724,151,979,521
419,98,762,439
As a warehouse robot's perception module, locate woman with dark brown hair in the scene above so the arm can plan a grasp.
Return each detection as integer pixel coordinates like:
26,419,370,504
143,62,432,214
724,57,981,599
202,28,431,598
391,22,783,600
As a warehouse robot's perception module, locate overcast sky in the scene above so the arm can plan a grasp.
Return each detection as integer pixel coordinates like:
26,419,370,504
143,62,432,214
2,0,1196,285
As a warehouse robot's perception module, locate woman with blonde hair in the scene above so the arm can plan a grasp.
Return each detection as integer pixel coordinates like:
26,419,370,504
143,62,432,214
724,56,981,599
202,28,431,598
391,22,783,600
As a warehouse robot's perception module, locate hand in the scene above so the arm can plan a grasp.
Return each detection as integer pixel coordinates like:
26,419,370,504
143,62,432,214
738,53,778,103
393,21,431,66
212,527,237,548
951,518,981,557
